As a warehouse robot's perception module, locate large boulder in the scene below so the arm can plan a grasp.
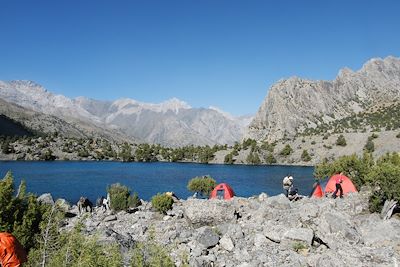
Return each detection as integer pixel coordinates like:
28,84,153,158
37,193,55,205
196,226,220,249
316,211,362,247
183,199,236,227
283,228,314,246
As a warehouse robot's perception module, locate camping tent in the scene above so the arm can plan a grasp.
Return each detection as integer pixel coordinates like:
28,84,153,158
210,183,235,200
310,183,324,198
324,174,357,195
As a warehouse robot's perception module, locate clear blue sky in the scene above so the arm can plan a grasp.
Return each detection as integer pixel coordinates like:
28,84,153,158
0,0,399,116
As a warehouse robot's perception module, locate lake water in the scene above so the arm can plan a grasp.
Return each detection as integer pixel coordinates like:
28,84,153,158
0,161,314,203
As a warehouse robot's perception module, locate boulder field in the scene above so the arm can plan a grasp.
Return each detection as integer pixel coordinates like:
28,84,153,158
59,190,400,267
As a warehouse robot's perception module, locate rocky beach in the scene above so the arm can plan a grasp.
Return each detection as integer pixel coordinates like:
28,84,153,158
47,189,400,267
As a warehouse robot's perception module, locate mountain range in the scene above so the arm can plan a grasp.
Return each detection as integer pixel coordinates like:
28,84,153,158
1,56,399,152
0,81,252,146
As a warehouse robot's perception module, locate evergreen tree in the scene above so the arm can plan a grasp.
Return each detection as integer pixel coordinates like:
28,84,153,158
301,150,311,162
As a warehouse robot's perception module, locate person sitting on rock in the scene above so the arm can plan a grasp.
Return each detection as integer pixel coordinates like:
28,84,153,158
288,188,302,201
282,175,294,197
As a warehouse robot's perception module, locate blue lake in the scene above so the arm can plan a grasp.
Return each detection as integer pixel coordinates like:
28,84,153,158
0,161,315,203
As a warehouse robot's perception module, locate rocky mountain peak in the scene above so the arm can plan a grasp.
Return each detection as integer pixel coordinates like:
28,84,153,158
244,56,400,142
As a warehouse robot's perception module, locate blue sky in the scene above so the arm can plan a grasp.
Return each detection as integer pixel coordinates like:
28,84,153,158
0,0,399,116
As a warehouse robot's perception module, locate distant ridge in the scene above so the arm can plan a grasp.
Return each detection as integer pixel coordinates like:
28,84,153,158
0,81,251,146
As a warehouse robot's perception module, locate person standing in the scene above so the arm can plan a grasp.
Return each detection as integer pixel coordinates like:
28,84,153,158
282,175,294,197
333,172,344,198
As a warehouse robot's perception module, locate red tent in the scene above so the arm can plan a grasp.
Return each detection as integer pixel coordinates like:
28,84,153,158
324,174,357,195
310,184,324,198
210,183,235,200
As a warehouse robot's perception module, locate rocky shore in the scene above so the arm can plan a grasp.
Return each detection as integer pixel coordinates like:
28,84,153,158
48,190,400,267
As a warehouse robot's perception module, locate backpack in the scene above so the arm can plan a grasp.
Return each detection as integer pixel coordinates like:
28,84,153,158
0,232,27,267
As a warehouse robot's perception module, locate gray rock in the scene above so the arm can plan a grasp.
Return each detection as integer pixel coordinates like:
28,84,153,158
183,199,236,227
254,233,268,247
263,224,286,243
318,211,361,245
264,194,291,210
37,193,55,205
283,228,314,245
258,193,268,202
196,226,220,249
219,235,234,251
104,215,117,222
55,198,71,211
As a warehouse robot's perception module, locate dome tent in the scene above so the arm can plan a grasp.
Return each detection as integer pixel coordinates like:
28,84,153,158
210,183,235,200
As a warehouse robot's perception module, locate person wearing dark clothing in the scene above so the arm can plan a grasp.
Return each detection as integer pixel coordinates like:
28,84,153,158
332,173,344,198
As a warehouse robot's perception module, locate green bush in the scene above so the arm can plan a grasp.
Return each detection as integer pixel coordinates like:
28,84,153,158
366,159,400,212
27,225,122,267
131,229,174,267
0,171,47,251
335,135,347,146
396,132,400,138
246,152,261,165
151,193,174,214
301,150,311,162
187,175,217,197
279,144,293,156
224,153,234,164
364,140,375,153
107,183,140,211
264,153,277,164
128,193,141,208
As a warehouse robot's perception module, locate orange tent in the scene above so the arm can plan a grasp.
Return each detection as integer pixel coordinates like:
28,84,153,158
310,183,324,198
0,232,27,267
324,174,357,195
210,183,235,200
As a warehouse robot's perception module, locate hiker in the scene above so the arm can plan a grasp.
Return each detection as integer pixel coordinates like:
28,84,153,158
332,172,344,198
282,175,294,197
103,193,110,210
77,197,93,215
166,191,180,202
0,232,27,267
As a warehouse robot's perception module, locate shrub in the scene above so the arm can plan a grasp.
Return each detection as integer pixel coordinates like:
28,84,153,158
264,153,277,164
279,144,293,156
301,150,311,162
187,175,216,197
292,241,308,252
27,225,122,267
311,140,316,145
246,152,261,165
151,193,174,214
364,140,375,153
366,159,400,213
322,134,330,140
224,153,234,164
131,229,174,267
335,135,347,146
128,193,141,208
396,132,400,138
107,183,140,211
0,171,46,251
